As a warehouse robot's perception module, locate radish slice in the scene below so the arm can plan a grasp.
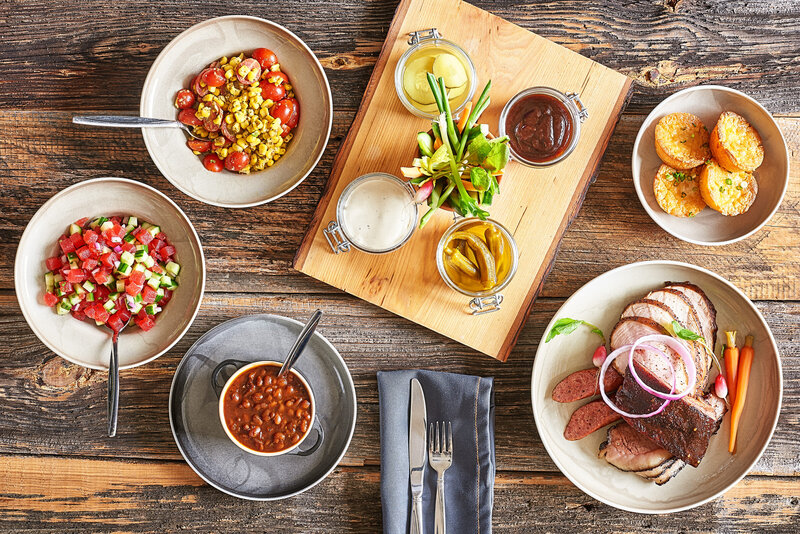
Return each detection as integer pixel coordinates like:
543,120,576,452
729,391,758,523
599,344,675,419
628,334,696,401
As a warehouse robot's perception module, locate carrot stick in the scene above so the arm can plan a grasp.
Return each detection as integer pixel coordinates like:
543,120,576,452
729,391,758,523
729,334,754,454
724,331,739,407
456,101,473,133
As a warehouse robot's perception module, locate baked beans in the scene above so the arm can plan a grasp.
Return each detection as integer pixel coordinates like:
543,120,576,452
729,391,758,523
223,363,312,453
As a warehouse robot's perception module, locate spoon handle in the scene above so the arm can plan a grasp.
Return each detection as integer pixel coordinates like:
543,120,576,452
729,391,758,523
107,338,120,437
73,115,181,129
279,309,323,376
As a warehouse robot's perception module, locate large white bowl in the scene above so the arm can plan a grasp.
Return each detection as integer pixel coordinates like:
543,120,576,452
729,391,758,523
140,16,332,208
531,260,782,513
632,86,789,245
15,178,206,369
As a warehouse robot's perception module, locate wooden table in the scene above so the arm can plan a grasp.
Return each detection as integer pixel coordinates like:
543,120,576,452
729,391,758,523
1,0,798,531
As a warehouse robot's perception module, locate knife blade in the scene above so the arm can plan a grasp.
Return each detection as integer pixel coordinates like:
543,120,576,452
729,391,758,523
409,378,427,534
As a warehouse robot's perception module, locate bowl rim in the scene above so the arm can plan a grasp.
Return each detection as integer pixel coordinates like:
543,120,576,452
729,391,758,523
530,259,783,514
631,84,790,246
168,313,358,501
139,14,333,208
14,176,206,370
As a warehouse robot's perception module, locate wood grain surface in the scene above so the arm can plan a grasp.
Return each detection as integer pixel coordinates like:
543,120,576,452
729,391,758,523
294,0,632,361
1,0,799,531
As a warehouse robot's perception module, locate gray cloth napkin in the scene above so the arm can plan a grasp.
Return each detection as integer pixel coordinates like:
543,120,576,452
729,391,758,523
377,369,495,534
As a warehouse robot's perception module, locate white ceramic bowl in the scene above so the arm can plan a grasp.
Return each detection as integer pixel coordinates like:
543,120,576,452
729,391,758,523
531,260,782,513
15,177,205,370
141,16,332,208
632,86,789,245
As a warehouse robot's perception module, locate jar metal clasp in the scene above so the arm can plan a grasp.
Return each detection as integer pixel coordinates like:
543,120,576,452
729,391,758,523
407,28,441,45
567,92,589,122
469,294,504,315
323,221,350,254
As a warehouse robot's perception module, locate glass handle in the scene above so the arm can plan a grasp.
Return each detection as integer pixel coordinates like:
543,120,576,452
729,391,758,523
469,294,503,315
323,221,351,254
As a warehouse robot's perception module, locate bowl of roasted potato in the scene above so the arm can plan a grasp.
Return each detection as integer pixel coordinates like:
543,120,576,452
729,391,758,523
632,85,788,246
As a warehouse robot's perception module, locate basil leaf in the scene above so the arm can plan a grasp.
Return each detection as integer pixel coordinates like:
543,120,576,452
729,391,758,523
671,320,704,342
470,167,491,191
545,318,606,344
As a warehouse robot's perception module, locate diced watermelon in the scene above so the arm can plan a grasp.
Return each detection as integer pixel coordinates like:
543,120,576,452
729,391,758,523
76,246,94,261
100,252,117,269
59,238,76,254
107,313,125,332
141,285,157,304
155,232,168,241
71,307,87,321
69,232,85,249
81,258,98,270
94,284,110,301
125,280,143,296
135,228,154,245
134,314,155,331
94,306,110,323
83,229,99,246
93,268,111,285
121,241,136,253
74,217,89,227
43,292,58,307
161,289,173,305
128,269,145,286
151,239,164,251
45,256,62,271
65,269,86,284
57,280,73,294
116,308,131,323
160,245,176,258
110,216,123,225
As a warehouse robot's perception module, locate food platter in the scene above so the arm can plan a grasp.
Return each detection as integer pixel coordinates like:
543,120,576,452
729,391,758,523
531,261,782,513
294,0,633,361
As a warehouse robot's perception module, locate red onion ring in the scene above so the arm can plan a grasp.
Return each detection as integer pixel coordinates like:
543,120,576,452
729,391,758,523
628,334,696,401
599,344,675,419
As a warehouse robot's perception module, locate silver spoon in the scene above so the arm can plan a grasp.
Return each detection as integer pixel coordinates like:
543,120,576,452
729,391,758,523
279,309,323,376
106,316,130,438
72,115,207,140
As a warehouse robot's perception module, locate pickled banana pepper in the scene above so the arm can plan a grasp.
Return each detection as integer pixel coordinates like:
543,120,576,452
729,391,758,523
442,221,512,292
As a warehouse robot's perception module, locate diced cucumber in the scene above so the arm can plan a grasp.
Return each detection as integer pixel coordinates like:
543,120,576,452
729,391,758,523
86,293,95,302
133,293,144,304
67,252,78,263
143,269,153,280
155,288,165,302
123,233,136,244
69,261,79,270
128,302,143,314
74,285,86,296
45,272,55,292
147,275,161,289
164,278,179,290
159,275,172,288
417,131,434,157
127,216,138,227
82,280,95,292
116,279,126,292
147,225,161,237
100,220,114,232
103,300,116,311
68,293,82,306
95,320,104,326
57,300,72,315
165,261,181,277
108,292,120,300
55,286,65,297
53,273,64,283
120,251,135,265
116,263,132,277
143,255,155,269
132,263,146,273
69,223,82,235
145,304,159,315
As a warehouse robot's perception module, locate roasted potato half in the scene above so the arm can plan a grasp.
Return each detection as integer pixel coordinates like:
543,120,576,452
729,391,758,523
654,113,711,170
709,111,764,173
653,164,706,218
699,160,758,216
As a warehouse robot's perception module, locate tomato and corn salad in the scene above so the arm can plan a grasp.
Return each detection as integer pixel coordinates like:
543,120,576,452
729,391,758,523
43,216,181,334
175,48,300,174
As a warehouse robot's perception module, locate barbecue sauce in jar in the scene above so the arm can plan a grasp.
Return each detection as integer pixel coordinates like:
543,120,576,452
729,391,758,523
505,93,574,164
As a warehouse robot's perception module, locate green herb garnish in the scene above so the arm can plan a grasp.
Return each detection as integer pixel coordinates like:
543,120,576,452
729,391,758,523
546,318,605,345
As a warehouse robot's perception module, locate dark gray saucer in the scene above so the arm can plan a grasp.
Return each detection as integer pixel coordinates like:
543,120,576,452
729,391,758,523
168,314,357,500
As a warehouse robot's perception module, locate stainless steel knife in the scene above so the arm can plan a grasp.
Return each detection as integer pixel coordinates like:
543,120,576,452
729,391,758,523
409,378,427,534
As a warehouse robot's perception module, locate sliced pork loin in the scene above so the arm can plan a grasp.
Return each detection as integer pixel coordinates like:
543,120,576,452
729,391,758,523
615,363,727,467
620,298,708,389
609,317,691,393
598,423,686,485
665,282,717,344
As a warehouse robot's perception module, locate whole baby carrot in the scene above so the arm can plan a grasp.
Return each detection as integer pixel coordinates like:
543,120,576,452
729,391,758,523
724,331,739,407
729,334,754,453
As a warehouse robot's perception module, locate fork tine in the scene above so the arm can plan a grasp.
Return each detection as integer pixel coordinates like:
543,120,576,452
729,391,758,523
447,421,453,453
428,422,433,454
436,421,441,453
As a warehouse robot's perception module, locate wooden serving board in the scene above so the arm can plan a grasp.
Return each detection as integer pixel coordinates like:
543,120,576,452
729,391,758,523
294,0,633,361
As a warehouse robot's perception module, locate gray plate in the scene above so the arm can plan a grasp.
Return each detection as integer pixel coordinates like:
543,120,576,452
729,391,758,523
169,314,357,500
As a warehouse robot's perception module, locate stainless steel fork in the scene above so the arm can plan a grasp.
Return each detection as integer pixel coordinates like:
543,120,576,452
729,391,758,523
428,421,453,534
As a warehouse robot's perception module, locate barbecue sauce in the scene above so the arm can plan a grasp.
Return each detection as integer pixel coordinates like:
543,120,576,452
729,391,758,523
505,93,574,163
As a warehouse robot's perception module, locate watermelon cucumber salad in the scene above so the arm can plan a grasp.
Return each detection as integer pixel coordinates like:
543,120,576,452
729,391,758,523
43,216,181,333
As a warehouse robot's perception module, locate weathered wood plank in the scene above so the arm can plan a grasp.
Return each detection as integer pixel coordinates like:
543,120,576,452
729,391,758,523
1,112,797,300
1,455,798,532
2,1,800,113
1,293,797,476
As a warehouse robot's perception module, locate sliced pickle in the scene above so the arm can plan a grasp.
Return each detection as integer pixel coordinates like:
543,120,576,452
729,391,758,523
403,56,437,105
485,226,504,263
445,82,467,103
448,231,497,289
432,53,468,87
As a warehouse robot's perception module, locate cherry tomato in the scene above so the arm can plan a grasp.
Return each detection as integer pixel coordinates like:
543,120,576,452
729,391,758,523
260,82,286,102
220,121,236,142
272,98,299,129
178,108,202,126
187,139,212,152
203,154,224,172
224,151,250,172
175,89,195,109
201,67,226,88
263,70,289,85
236,58,262,85
252,48,278,69
192,74,209,97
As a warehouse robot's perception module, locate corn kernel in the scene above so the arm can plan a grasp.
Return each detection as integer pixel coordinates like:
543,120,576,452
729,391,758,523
225,114,234,124
214,137,226,147
236,139,248,148
271,64,280,72
203,94,214,102
219,56,228,65
257,144,268,156
218,148,229,158
232,123,241,133
267,159,274,167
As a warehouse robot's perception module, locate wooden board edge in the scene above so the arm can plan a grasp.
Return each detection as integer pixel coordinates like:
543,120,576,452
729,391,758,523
497,77,635,362
293,0,413,272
